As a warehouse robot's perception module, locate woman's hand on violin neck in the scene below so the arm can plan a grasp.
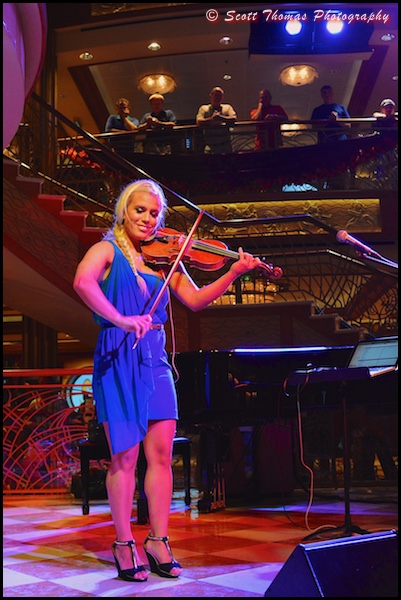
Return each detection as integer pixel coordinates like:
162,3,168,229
230,248,261,277
116,313,153,337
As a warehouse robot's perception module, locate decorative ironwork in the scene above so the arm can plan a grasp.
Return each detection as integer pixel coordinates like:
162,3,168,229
3,379,91,492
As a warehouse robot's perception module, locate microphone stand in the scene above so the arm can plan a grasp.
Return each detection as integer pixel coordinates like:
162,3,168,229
357,252,398,271
301,246,396,541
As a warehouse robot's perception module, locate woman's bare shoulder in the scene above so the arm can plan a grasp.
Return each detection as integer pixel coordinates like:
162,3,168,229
83,239,115,260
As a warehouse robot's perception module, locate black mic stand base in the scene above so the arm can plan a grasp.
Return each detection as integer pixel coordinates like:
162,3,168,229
302,520,369,542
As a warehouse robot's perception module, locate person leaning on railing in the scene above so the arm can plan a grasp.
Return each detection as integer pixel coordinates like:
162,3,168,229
372,98,398,130
138,93,177,154
250,89,288,150
105,98,139,133
105,98,140,154
310,85,352,190
196,86,237,154
311,85,351,143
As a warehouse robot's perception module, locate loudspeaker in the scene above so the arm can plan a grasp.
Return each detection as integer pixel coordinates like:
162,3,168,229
264,530,398,597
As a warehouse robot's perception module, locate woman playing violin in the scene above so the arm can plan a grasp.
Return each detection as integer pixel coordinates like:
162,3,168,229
73,179,262,582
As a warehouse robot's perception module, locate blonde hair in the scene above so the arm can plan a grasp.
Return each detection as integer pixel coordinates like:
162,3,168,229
104,179,168,295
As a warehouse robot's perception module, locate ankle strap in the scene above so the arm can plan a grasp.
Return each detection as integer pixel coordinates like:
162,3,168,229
146,534,169,542
114,539,135,546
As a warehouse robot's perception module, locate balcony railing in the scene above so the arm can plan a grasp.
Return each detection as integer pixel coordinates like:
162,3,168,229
4,92,398,224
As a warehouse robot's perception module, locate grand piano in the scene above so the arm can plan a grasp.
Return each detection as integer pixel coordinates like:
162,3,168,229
174,345,353,423
173,345,398,511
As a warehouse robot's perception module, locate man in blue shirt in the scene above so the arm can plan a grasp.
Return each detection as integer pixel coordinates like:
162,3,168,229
105,98,139,155
105,98,139,132
311,85,351,143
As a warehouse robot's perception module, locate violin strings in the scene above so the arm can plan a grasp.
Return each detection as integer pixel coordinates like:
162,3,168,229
190,239,239,259
153,232,279,278
191,240,277,278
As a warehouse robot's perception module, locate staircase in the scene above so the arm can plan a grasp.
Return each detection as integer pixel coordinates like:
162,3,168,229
34,193,106,247
3,158,106,245
3,158,104,348
3,158,363,352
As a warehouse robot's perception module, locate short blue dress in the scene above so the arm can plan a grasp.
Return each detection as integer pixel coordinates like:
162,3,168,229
92,241,178,455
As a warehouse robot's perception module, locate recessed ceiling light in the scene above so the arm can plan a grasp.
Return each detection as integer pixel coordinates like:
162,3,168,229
219,37,233,45
148,42,161,51
381,33,395,42
392,75,398,81
223,74,232,81
79,52,93,61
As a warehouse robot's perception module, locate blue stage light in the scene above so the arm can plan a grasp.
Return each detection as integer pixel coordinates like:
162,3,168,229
249,10,373,55
313,19,373,53
285,20,302,36
249,18,314,54
326,19,344,34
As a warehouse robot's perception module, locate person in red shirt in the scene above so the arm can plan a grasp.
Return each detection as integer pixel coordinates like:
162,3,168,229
250,89,288,150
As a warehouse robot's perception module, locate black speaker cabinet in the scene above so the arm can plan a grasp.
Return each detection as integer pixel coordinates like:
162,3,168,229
264,530,398,597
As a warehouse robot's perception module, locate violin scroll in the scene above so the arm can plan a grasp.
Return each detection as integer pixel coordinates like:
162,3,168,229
258,262,283,280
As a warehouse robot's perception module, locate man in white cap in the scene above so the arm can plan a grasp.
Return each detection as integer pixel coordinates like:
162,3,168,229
373,98,398,128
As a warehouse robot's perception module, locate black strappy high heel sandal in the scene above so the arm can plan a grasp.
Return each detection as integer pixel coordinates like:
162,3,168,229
143,533,181,578
111,539,148,582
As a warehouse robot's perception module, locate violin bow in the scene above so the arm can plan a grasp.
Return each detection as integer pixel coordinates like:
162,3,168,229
132,210,204,349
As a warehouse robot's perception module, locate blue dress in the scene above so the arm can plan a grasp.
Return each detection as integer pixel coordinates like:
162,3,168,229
92,241,178,454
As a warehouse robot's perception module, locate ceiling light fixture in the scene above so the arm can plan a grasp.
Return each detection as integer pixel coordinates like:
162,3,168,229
381,33,395,42
138,74,177,95
148,42,161,51
79,51,93,61
219,36,233,45
279,64,318,87
223,74,232,81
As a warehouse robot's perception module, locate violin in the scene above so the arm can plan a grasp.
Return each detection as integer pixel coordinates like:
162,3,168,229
140,228,283,280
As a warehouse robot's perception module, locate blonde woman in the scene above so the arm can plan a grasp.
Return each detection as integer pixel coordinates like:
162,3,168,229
73,179,261,581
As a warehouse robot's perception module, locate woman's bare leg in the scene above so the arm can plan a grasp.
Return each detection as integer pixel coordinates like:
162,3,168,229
103,422,147,578
142,419,182,575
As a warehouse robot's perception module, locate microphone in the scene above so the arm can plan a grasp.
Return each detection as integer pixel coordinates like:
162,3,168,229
336,230,380,257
